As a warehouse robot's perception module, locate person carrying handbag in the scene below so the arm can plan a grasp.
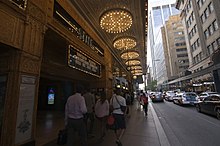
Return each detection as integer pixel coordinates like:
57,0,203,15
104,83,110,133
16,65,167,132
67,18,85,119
110,89,127,146
94,92,109,142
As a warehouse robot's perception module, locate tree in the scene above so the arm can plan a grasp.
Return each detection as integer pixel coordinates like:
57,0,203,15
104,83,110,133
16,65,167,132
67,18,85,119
147,80,157,91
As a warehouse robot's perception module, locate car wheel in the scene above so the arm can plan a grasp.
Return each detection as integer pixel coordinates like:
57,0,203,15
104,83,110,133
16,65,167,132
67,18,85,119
216,109,220,120
196,104,201,112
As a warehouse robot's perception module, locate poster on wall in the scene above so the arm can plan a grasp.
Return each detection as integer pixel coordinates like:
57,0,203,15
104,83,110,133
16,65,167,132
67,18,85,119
0,75,7,136
15,75,36,144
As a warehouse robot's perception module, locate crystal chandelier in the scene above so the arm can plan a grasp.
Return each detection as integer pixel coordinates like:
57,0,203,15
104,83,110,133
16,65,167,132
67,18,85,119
125,60,140,66
131,69,143,74
121,51,139,60
113,37,136,50
130,65,142,70
100,9,133,33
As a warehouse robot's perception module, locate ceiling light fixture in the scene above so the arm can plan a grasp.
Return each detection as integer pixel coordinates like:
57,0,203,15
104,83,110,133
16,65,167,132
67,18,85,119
125,60,141,66
100,9,133,33
121,51,139,60
130,66,142,70
113,37,136,50
131,69,143,74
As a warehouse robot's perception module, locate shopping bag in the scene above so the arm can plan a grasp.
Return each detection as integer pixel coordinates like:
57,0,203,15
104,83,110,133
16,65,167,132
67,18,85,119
106,114,115,130
57,129,67,145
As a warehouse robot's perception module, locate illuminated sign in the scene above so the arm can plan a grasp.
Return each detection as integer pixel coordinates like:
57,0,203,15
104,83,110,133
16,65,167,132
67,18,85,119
68,45,101,77
47,87,55,105
54,1,104,57
193,83,202,86
9,0,27,10
203,82,214,85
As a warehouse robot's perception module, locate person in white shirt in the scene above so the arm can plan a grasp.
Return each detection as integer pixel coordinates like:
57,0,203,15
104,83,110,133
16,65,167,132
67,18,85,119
65,85,87,146
95,92,109,141
110,89,126,146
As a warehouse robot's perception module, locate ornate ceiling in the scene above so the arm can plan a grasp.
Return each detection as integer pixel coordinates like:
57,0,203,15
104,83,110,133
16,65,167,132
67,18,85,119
69,0,148,75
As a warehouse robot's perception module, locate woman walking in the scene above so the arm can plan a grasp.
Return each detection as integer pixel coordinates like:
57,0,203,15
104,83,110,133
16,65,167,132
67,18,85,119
95,92,109,142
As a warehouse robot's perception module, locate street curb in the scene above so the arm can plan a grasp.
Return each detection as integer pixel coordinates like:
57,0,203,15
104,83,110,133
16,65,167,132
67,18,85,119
149,103,171,146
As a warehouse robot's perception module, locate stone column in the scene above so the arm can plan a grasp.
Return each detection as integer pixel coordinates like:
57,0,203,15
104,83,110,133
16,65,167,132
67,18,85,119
0,1,47,145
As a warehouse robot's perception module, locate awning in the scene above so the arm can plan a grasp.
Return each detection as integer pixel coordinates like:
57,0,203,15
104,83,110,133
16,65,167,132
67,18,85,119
167,63,220,85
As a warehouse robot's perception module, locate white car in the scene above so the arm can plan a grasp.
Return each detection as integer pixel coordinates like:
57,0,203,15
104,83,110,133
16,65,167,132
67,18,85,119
173,92,199,105
199,92,218,101
165,91,175,101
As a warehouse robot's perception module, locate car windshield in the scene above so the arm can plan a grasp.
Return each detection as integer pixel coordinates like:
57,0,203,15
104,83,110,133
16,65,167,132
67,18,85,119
167,91,175,96
185,93,197,97
209,92,218,95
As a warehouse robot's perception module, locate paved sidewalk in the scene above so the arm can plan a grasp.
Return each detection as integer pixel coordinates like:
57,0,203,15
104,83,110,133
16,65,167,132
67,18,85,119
44,101,168,146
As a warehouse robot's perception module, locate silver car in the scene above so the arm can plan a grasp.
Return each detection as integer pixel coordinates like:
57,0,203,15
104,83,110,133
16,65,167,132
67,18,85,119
199,92,218,101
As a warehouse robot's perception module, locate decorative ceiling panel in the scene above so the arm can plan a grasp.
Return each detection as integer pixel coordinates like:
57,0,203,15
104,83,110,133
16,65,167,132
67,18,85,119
70,0,147,74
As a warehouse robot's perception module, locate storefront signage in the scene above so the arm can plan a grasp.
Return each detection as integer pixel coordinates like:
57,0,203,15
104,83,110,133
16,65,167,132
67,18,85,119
68,45,101,78
203,82,214,85
54,1,104,57
193,83,202,86
9,0,27,10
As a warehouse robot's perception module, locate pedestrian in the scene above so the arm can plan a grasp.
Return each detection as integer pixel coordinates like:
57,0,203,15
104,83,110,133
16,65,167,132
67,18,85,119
125,91,131,117
65,85,88,146
140,91,148,116
110,89,126,146
94,92,109,142
83,88,95,136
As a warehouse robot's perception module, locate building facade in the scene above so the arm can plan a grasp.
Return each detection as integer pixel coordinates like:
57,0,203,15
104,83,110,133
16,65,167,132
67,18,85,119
0,0,146,145
161,14,189,83
175,0,220,92
148,0,180,88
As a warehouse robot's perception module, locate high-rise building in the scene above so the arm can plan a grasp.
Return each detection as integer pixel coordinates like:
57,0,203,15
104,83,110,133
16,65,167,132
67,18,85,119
148,0,180,88
176,0,220,92
161,14,189,82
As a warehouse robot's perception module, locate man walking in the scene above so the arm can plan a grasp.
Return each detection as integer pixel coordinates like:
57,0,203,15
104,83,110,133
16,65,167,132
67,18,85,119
83,88,95,136
65,85,88,146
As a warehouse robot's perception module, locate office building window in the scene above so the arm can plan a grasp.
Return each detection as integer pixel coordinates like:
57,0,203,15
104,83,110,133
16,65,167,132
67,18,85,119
208,25,214,36
207,45,214,55
204,30,209,39
204,8,209,18
208,2,214,13
177,54,188,57
217,38,220,46
213,20,219,31
212,41,218,50
197,38,200,47
201,14,205,23
176,48,187,52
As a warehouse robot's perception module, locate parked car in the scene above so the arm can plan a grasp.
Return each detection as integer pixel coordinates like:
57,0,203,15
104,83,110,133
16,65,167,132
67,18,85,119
151,92,164,102
199,92,218,101
196,94,220,120
173,92,199,105
164,91,175,101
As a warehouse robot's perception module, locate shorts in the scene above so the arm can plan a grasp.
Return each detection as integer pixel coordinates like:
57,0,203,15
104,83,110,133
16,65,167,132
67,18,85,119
113,113,126,130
